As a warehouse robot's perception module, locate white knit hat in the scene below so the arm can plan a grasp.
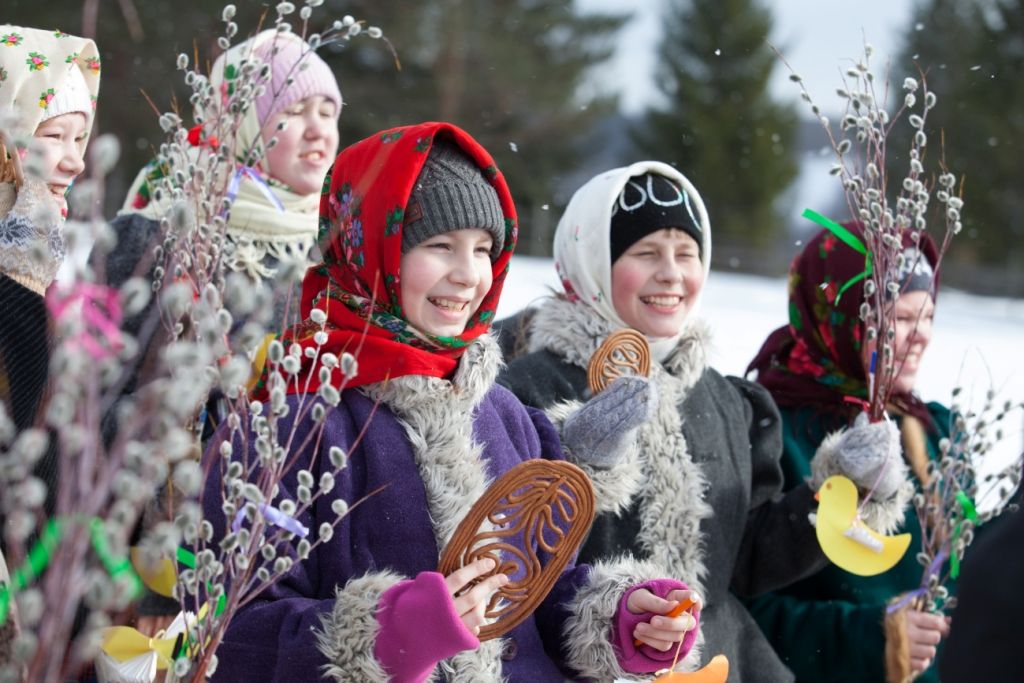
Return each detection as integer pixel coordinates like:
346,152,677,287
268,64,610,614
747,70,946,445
41,63,93,123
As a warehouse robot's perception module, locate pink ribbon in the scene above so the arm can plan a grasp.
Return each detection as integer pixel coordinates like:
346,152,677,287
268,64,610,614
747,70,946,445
48,283,124,360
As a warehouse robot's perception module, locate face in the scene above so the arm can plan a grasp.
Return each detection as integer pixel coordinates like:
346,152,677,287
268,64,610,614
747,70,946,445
262,95,340,195
610,228,705,338
32,112,88,214
883,289,935,394
400,228,494,338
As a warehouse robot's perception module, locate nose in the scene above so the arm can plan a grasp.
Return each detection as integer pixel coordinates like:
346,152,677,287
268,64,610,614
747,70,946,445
448,247,482,288
654,252,683,284
60,140,85,179
303,109,332,139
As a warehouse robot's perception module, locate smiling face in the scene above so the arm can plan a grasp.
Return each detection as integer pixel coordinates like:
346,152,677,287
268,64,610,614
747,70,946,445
400,228,495,338
883,289,935,394
610,228,705,338
262,95,340,195
32,112,88,214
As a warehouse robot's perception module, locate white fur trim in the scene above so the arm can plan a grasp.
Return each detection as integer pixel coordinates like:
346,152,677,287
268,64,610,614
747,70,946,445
361,333,507,681
562,557,703,681
316,570,404,682
543,399,644,516
809,430,913,533
529,299,712,594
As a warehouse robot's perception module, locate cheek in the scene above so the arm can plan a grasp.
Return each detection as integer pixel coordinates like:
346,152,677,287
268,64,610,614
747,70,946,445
610,264,646,312
264,128,300,171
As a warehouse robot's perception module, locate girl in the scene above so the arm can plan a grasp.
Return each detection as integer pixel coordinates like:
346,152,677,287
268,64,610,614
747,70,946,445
205,125,700,682
0,21,100,664
109,28,343,332
745,224,953,683
497,164,909,681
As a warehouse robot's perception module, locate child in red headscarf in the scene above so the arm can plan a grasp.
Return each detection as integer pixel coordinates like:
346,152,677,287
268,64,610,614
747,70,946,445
206,123,702,682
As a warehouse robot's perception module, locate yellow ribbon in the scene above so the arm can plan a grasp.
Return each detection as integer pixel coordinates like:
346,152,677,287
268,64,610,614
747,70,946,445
100,626,180,669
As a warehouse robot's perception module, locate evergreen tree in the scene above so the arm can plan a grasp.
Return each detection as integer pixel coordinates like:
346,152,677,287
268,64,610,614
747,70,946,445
893,0,1024,291
634,0,798,254
330,0,627,255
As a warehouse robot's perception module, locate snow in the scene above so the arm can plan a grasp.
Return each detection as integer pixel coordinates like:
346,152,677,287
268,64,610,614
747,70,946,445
498,256,1024,478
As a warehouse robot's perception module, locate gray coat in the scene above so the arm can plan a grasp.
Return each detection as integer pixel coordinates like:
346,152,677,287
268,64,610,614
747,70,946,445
498,298,829,682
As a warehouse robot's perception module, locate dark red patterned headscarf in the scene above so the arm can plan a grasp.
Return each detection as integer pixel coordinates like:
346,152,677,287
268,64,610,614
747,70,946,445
253,122,517,397
747,221,939,424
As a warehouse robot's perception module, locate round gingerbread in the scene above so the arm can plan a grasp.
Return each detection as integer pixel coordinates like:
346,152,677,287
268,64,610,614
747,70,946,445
587,328,651,394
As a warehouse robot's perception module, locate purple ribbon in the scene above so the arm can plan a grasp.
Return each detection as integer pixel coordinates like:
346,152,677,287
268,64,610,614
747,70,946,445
887,548,948,614
232,503,309,538
225,165,286,212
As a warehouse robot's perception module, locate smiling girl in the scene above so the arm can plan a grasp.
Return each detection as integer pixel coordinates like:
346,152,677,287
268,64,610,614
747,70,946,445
206,125,702,682
497,163,911,681
110,29,342,330
744,224,956,683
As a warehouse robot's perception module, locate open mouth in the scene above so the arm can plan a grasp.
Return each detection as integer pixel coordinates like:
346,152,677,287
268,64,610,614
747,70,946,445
429,297,470,313
300,150,326,163
640,295,682,309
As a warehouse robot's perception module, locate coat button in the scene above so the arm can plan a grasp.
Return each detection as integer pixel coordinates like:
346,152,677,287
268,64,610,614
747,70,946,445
500,638,518,661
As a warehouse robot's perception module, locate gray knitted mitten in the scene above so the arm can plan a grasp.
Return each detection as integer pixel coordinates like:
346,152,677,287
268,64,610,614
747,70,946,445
561,375,658,469
834,412,904,499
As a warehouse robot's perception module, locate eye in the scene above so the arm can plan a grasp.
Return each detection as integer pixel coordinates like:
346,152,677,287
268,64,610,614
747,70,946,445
474,244,492,256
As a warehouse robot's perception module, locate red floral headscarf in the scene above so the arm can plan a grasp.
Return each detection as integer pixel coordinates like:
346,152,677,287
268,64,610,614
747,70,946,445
748,221,939,424
256,122,517,396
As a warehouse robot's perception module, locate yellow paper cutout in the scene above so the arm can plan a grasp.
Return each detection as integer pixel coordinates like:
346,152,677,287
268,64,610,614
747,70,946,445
130,547,178,598
653,654,729,682
101,626,179,670
814,475,911,576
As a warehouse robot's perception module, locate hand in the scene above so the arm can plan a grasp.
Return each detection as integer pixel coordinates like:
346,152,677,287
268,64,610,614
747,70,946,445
561,375,658,468
835,412,903,498
905,609,950,673
444,557,509,636
627,588,702,652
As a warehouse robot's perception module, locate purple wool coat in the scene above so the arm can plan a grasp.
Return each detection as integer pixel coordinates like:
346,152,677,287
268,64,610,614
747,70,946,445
203,337,671,682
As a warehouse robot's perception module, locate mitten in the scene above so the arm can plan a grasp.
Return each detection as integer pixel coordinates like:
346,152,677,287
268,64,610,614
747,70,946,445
0,177,64,295
561,375,658,469
833,413,904,499
374,571,479,682
810,412,912,532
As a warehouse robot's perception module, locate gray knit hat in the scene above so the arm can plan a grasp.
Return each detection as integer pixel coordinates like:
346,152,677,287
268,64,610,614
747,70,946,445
402,139,505,259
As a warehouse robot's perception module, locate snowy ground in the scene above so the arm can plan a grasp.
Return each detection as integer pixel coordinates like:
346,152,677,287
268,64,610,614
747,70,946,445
497,256,1024,482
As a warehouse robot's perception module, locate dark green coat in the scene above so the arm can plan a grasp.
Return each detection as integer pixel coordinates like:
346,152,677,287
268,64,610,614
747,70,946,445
745,403,951,683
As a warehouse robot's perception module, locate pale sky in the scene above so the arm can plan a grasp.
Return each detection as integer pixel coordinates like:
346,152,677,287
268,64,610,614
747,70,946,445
577,0,918,116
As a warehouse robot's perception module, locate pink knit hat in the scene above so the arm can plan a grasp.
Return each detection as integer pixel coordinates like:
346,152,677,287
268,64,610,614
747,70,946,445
252,33,342,124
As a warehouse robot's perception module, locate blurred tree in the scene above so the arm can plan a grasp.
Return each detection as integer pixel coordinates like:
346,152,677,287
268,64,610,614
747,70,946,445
6,1,625,257
633,0,798,254
329,0,626,255
892,0,1024,293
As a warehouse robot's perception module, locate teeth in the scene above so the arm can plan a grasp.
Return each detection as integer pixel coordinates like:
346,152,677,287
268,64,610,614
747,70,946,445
641,295,682,307
429,298,467,312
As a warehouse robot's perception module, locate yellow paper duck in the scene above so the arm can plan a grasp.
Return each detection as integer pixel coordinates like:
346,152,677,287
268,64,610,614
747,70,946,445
814,475,911,576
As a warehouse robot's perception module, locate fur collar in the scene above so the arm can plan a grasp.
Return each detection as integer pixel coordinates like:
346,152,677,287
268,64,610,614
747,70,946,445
527,296,710,389
529,298,714,594
362,333,506,681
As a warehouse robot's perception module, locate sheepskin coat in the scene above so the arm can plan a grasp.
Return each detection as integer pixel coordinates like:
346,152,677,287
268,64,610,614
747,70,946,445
498,299,832,683
205,334,670,682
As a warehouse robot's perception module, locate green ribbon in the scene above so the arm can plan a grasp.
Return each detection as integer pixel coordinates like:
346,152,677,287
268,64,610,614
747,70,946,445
176,547,226,617
0,517,142,626
949,491,979,579
802,208,874,303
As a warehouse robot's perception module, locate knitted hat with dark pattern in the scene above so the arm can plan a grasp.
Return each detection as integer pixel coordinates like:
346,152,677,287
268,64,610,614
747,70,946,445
609,172,704,264
402,139,505,260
